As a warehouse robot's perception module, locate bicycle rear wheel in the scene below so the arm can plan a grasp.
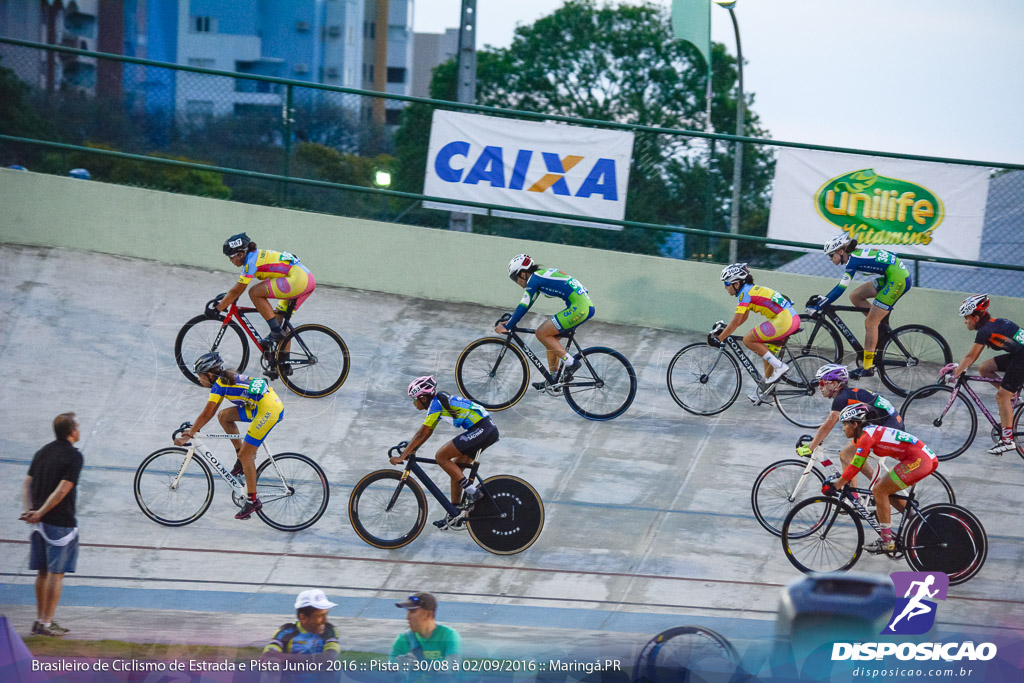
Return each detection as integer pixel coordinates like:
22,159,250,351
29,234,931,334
904,504,987,585
786,318,843,363
134,448,214,526
349,470,428,549
774,353,833,428
466,475,544,555
277,324,350,398
781,496,864,574
254,453,329,531
877,325,952,398
1013,404,1024,460
174,315,250,385
899,384,977,460
897,472,955,510
666,344,741,416
563,347,637,420
455,337,530,410
751,460,826,537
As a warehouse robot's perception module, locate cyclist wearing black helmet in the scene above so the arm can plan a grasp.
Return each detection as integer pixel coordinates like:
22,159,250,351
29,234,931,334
174,352,285,520
217,233,316,346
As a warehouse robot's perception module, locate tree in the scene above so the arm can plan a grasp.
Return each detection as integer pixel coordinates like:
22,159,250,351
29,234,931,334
0,63,59,166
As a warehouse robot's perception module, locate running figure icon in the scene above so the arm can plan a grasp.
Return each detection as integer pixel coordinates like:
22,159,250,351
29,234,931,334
884,571,948,635
888,575,938,632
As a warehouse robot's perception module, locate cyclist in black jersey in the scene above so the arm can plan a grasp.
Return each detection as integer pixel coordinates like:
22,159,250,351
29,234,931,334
949,294,1024,455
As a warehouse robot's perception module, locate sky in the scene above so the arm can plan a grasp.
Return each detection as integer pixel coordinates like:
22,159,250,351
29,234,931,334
412,0,1024,166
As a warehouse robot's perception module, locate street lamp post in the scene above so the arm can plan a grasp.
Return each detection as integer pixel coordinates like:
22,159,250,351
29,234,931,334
715,1,744,263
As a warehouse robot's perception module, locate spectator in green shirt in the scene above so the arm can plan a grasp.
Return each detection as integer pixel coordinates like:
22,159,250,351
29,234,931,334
391,593,461,664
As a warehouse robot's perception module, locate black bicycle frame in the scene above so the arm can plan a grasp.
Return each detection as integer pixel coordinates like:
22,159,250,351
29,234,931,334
725,335,765,383
802,304,917,366
500,325,602,389
388,455,507,522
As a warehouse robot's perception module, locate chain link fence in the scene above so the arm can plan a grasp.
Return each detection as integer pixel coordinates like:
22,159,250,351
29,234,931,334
1,38,1021,296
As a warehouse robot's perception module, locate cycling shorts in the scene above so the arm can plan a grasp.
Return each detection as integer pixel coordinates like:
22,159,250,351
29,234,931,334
452,417,499,457
993,352,1024,393
238,394,285,447
872,271,912,311
251,264,316,313
552,304,595,332
751,310,800,343
889,451,936,490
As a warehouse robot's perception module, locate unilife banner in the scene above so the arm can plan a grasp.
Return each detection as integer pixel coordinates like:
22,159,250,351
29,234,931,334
423,110,634,225
767,148,990,260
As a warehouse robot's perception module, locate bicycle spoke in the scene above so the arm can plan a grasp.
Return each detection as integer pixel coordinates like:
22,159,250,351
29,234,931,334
256,454,328,531
563,349,636,420
667,344,740,416
782,498,862,574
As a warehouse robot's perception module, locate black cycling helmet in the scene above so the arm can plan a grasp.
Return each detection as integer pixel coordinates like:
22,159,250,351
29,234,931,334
223,233,251,256
194,352,224,375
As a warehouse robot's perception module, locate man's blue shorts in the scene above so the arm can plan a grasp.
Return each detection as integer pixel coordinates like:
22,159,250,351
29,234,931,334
29,524,79,574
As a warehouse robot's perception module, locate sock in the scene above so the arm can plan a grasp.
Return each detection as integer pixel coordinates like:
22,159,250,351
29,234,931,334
1002,428,1013,442
561,353,575,367
248,492,258,502
880,524,892,542
459,477,472,489
766,343,780,356
761,351,784,370
863,351,875,370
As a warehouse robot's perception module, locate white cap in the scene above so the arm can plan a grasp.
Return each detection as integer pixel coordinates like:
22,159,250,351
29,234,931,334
295,589,337,610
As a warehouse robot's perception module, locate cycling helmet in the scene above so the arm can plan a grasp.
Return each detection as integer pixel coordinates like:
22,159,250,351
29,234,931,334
507,254,534,281
959,294,990,317
223,232,251,256
720,263,750,284
193,352,224,375
815,363,850,384
823,234,852,256
407,375,437,400
839,402,871,424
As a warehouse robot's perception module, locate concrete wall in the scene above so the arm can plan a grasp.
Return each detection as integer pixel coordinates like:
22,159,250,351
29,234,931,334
3,167,1021,355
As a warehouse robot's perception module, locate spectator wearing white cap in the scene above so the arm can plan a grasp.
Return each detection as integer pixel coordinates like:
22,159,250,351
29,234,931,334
391,592,461,665
262,589,341,661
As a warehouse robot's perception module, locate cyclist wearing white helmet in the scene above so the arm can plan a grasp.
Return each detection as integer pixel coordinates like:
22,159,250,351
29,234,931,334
497,254,595,388
947,294,1024,455
712,263,799,393
815,235,912,380
391,376,499,530
824,404,938,554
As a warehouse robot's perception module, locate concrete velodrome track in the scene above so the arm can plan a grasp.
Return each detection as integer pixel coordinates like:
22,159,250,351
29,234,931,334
1,244,1021,665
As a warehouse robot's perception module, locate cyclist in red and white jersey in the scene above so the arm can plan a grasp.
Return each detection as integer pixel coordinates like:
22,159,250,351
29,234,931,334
823,403,938,554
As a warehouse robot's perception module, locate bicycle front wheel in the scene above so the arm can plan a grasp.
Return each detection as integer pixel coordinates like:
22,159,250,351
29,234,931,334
750,460,825,537
904,504,987,585
774,353,833,428
781,496,864,574
349,470,427,549
899,384,977,460
254,453,329,531
666,344,741,416
563,347,637,421
877,325,952,397
277,324,350,398
174,315,250,385
134,448,214,526
467,475,544,555
455,337,529,410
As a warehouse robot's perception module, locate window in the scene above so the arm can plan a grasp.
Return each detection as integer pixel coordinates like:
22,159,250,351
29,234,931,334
386,67,406,84
192,16,215,33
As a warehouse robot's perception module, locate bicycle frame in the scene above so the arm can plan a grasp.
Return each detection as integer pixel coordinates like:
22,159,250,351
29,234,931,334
174,433,287,496
938,375,1022,431
787,446,895,508
501,324,601,389
390,451,508,523
219,302,295,352
718,335,813,400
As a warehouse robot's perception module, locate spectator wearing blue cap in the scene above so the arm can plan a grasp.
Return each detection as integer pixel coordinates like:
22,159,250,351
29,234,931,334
391,592,461,665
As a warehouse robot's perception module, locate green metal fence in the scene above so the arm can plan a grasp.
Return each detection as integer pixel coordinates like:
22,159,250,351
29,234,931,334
1,36,1021,296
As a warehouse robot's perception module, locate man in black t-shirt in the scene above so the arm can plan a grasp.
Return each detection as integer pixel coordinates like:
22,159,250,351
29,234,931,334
950,294,1024,455
20,412,83,637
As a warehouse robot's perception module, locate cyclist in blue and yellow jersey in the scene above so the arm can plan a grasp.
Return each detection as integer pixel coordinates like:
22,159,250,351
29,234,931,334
390,376,499,531
948,294,1024,455
815,234,913,380
713,263,799,395
262,589,341,663
173,352,284,520
215,233,316,346
496,254,595,389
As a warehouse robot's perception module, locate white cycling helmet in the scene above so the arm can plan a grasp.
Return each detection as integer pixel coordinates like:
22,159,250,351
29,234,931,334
815,363,850,384
823,234,852,256
720,263,750,284
839,402,871,424
959,294,990,317
508,254,535,281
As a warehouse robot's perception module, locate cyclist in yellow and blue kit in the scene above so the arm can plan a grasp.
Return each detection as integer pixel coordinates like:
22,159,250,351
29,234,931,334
390,376,499,531
174,352,284,520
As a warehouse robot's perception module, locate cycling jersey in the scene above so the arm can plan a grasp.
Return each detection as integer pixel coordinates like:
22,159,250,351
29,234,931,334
821,248,912,309
208,375,275,413
974,318,1024,355
845,425,937,489
506,268,594,329
734,284,793,318
423,392,489,431
830,387,903,429
237,249,305,285
263,622,341,656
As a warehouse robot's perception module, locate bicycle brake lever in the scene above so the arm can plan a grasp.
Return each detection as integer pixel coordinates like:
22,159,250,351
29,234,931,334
172,422,193,441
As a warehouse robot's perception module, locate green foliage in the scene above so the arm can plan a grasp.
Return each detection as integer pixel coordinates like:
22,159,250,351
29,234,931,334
64,143,231,198
293,142,392,188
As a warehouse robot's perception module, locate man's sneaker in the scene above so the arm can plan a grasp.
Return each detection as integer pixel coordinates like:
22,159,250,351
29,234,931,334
987,439,1017,456
764,363,789,385
36,622,68,637
264,330,284,347
532,379,552,391
432,513,466,531
850,366,875,380
48,621,69,635
235,497,262,520
747,391,763,405
864,538,896,555
31,620,41,635
231,459,244,477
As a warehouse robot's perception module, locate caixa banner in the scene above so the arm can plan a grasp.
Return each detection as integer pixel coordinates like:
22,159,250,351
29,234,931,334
423,110,634,225
767,148,990,260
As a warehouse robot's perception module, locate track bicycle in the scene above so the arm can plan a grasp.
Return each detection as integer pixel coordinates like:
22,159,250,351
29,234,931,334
666,327,832,428
134,422,330,531
348,442,544,555
900,373,1024,460
780,477,986,586
174,294,350,398
751,434,955,537
790,297,951,397
454,314,637,421
633,626,744,683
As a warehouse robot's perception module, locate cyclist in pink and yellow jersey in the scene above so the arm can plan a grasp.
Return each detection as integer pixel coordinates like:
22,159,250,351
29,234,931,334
216,233,316,345
711,263,801,393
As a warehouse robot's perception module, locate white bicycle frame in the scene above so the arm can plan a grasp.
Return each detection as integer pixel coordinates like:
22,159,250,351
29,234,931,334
786,445,892,505
171,432,288,495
